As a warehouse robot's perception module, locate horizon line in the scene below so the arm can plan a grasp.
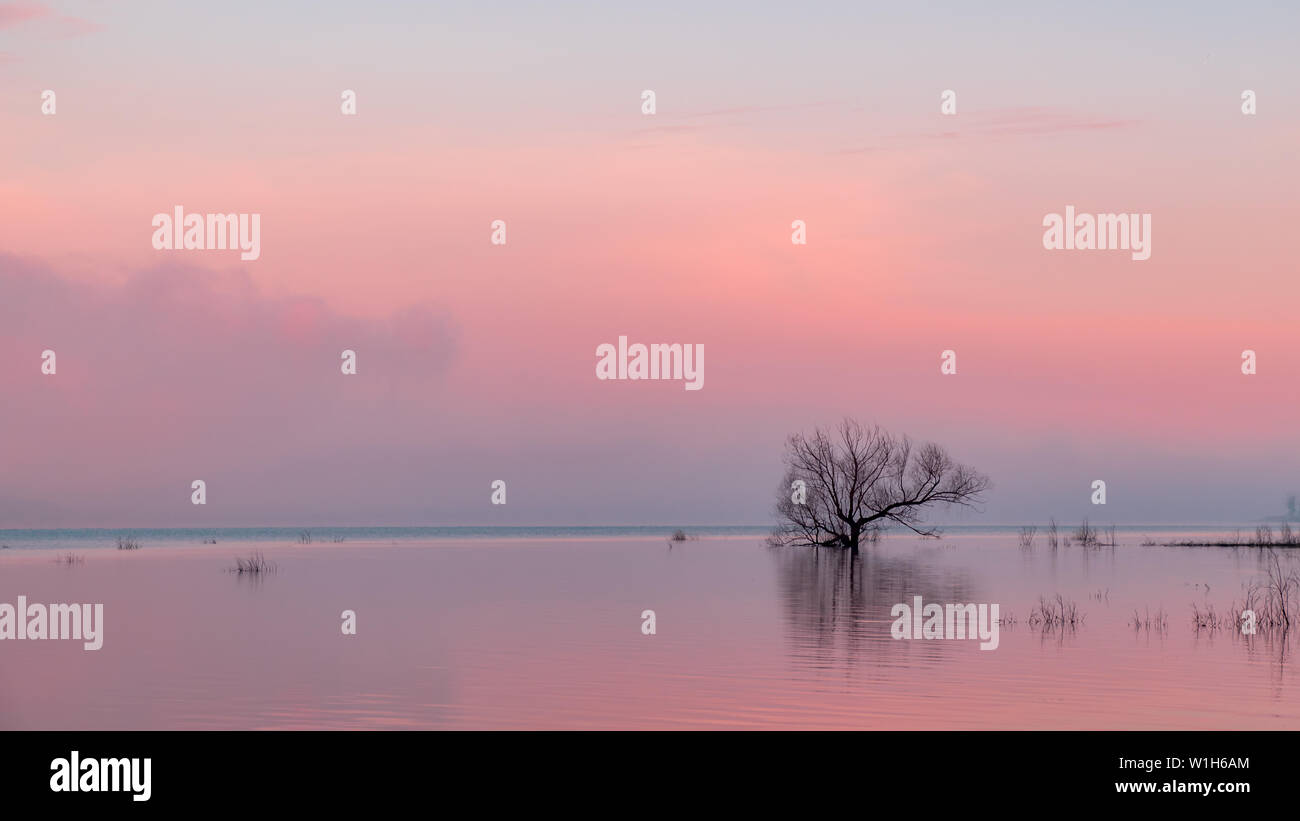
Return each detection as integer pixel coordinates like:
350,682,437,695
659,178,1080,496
2,521,1294,532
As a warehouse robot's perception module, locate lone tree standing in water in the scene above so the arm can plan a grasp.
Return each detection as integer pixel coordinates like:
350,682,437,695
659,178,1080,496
772,419,990,553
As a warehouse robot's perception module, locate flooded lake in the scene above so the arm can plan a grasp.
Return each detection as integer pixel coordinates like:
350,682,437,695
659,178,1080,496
0,527,1296,729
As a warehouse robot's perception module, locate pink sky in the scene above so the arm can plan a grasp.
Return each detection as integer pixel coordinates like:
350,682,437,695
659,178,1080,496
2,1,1298,526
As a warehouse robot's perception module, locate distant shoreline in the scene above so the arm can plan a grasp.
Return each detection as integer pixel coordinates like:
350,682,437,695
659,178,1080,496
0,522,1293,553
0,522,1289,534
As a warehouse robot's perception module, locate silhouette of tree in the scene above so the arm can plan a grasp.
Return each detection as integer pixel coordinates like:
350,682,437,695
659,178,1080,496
771,419,990,553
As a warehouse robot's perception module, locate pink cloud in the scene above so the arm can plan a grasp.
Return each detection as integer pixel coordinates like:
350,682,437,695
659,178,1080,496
835,106,1140,153
0,2,103,37
0,254,460,525
46,13,103,37
0,2,46,28
967,106,1140,136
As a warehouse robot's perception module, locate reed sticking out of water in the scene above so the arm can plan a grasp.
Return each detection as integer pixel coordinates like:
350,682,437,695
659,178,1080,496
1046,518,1059,550
54,552,84,565
1131,606,1168,632
1189,602,1229,630
116,536,141,550
1018,526,1037,549
1258,549,1297,629
1191,550,1299,634
1163,526,1299,548
1028,594,1083,629
228,552,277,575
298,530,313,544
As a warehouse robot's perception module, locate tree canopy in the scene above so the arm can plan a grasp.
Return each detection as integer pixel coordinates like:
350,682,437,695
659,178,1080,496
772,419,990,551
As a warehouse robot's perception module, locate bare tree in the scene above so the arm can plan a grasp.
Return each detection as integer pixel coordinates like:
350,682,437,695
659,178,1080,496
771,419,990,552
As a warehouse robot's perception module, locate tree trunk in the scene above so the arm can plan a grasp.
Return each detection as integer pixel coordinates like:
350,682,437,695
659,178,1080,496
848,523,861,554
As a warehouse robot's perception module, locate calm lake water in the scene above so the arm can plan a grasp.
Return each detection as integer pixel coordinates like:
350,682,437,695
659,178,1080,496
0,527,1296,729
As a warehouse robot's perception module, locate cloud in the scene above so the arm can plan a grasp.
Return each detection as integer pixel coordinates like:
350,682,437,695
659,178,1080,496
0,2,45,28
834,106,1140,153
963,106,1140,136
45,13,103,37
0,254,458,407
676,101,844,120
0,255,459,524
623,100,846,138
0,2,103,37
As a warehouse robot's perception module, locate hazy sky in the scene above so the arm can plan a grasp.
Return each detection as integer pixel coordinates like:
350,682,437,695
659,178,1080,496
2,1,1298,526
